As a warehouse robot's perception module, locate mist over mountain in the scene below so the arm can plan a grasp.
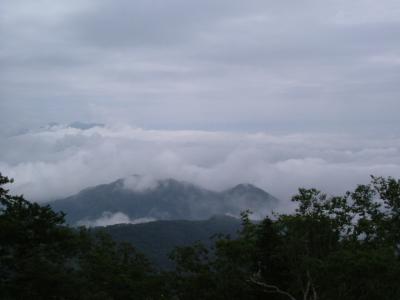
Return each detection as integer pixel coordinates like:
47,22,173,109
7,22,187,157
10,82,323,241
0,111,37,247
50,176,278,225
3,123,400,207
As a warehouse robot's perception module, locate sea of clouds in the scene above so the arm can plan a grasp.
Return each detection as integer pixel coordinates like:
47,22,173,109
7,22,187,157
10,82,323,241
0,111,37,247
1,124,399,211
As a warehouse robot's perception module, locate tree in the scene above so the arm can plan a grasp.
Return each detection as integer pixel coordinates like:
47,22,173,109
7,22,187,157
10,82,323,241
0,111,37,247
0,173,167,299
170,176,400,300
0,173,81,298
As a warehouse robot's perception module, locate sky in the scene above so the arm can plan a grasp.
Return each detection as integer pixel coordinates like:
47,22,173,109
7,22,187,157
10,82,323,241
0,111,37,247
1,1,400,206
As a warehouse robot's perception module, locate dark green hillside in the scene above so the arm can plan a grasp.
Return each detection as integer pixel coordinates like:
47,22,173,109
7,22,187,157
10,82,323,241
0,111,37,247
102,215,241,269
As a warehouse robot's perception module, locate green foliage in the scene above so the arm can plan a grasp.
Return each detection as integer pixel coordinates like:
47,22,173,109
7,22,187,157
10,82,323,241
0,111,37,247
170,176,400,300
103,215,240,269
0,173,167,299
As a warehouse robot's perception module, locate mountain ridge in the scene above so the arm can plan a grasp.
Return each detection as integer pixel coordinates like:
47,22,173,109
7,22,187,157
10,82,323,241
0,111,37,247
49,177,278,225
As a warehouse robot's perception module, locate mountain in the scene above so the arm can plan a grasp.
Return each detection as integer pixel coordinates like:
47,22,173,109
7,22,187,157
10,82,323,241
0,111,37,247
101,215,241,269
67,121,104,130
49,177,278,225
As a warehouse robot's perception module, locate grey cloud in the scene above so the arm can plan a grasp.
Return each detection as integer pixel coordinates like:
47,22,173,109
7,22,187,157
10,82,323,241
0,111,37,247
68,0,258,48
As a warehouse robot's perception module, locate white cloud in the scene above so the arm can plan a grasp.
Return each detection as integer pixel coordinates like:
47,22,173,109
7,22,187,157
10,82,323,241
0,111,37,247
1,124,399,211
77,211,155,227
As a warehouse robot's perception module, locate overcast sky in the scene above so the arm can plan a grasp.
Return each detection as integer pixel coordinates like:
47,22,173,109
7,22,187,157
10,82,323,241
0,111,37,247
1,1,400,205
1,0,400,133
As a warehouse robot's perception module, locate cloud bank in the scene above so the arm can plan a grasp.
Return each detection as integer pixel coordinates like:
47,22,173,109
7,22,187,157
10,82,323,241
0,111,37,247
1,124,399,208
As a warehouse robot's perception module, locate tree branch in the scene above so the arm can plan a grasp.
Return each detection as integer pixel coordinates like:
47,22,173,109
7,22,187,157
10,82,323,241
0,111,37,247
248,276,297,300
